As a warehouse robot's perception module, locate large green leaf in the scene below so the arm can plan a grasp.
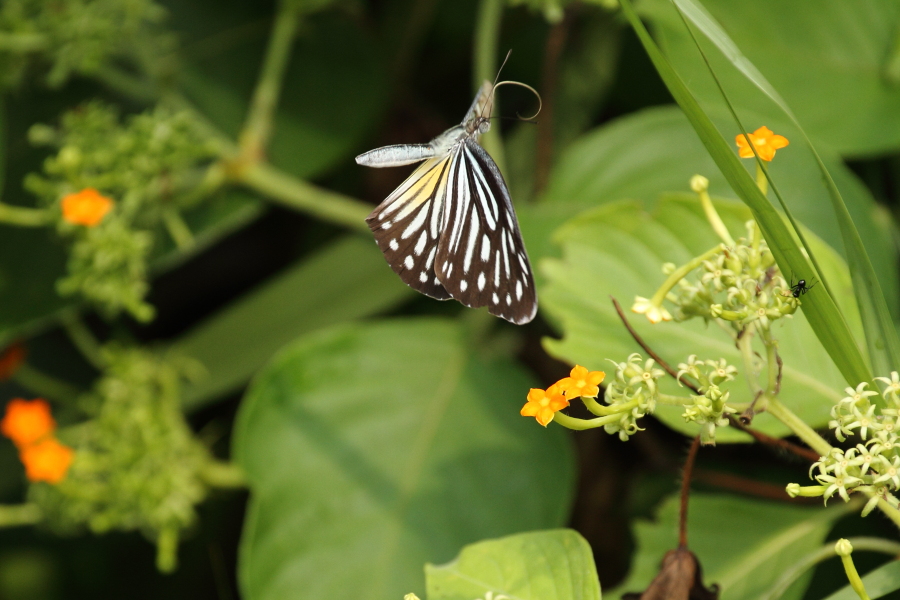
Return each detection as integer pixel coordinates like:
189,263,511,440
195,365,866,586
233,319,575,600
540,196,859,440
614,493,850,600
425,529,600,600
640,0,900,156
175,235,415,409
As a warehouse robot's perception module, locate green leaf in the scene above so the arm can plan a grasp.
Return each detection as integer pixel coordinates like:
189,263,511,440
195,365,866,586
640,0,900,156
618,0,872,389
175,235,415,410
824,560,900,600
614,493,851,600
233,319,575,600
658,0,900,385
540,197,858,440
425,529,600,600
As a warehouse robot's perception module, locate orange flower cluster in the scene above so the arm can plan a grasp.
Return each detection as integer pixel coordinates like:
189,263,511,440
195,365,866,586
1,399,73,483
521,365,606,426
735,126,789,162
61,188,114,226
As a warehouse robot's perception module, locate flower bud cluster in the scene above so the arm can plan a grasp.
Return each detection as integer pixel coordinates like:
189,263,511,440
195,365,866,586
603,353,664,441
0,0,173,89
787,376,900,515
24,101,220,320
30,343,211,546
668,221,799,331
677,356,738,444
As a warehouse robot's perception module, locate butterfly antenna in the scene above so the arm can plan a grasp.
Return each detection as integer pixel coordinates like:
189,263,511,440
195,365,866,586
491,80,542,121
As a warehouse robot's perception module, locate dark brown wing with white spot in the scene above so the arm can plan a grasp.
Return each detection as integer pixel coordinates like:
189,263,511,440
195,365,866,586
434,139,537,324
366,156,452,300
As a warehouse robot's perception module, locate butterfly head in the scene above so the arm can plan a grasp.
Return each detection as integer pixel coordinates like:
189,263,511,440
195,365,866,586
467,115,492,137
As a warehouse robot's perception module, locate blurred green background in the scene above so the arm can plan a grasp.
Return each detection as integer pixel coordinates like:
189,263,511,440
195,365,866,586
0,0,899,598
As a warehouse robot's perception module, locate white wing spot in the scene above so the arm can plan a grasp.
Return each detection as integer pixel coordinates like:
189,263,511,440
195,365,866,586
389,239,399,251
404,255,414,270
402,207,429,239
477,272,486,291
463,210,479,273
506,293,512,306
426,247,436,270
382,221,393,230
494,251,501,287
481,235,490,262
518,253,529,274
492,293,500,304
460,280,468,292
446,263,453,276
434,277,441,285
419,271,428,283
414,231,428,256
516,280,523,300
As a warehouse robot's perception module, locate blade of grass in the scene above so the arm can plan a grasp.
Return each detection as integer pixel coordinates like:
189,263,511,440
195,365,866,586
618,0,872,387
670,0,900,378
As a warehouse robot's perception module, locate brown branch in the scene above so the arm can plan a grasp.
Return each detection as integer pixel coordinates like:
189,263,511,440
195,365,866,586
679,435,701,548
692,468,818,503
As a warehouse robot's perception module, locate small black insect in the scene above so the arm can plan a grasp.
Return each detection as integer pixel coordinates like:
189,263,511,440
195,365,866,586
787,276,817,298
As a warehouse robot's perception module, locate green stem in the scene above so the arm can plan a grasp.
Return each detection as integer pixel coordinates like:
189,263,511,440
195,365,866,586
156,526,179,573
657,393,691,406
755,162,768,196
650,243,723,306
737,328,763,397
761,536,900,600
839,542,871,600
472,0,505,172
0,203,53,227
884,18,900,85
60,312,106,370
580,395,614,416
762,329,779,396
200,460,247,489
0,33,48,52
12,364,81,403
238,2,301,162
872,496,900,530
766,397,831,457
0,504,42,527
554,398,640,430
697,187,735,246
162,209,195,250
238,162,370,232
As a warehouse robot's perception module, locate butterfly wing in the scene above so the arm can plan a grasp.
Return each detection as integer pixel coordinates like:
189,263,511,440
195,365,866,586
366,156,453,300
434,138,537,324
463,81,495,125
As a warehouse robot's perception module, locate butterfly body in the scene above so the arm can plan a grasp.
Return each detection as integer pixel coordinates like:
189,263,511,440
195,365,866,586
356,82,537,324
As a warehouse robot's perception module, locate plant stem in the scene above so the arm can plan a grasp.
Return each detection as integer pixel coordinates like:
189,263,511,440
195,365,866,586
657,393,691,406
755,162,768,196
697,186,735,246
0,504,42,527
765,397,831,457
200,460,247,489
650,243,723,307
472,0,505,171
60,312,106,370
13,364,81,403
162,209,195,250
736,330,763,398
238,162,370,232
0,33,48,52
0,203,53,227
554,398,640,430
238,2,301,163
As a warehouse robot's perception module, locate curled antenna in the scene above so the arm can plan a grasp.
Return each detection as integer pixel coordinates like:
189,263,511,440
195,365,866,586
491,80,542,121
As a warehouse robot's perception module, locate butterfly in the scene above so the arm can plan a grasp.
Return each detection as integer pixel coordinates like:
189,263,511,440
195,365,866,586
356,80,538,325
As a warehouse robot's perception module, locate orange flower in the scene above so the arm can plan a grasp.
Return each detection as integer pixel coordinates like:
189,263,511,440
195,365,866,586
0,342,26,380
520,383,569,427
735,126,789,161
557,365,606,399
1,398,56,448
61,188,114,226
20,438,73,483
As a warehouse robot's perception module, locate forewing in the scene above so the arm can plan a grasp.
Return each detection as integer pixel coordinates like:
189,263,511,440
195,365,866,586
434,139,537,324
366,157,452,300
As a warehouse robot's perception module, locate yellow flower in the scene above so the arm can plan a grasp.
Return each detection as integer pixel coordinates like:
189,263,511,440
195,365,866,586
20,438,73,483
556,365,605,399
1,398,55,448
520,383,569,427
61,188,114,226
735,126,789,161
